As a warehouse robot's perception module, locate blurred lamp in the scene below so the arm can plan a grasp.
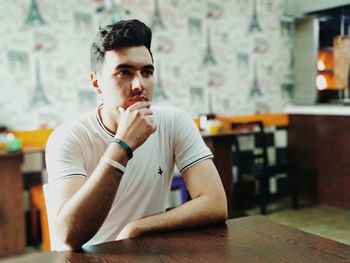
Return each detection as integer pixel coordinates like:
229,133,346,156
316,75,328,90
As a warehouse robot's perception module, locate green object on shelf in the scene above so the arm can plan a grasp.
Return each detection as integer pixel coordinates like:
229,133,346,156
7,138,22,152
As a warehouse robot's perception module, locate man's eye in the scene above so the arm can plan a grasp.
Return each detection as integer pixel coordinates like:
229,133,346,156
118,70,131,77
142,70,154,78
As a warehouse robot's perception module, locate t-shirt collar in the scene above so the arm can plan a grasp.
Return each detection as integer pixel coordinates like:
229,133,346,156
96,104,115,138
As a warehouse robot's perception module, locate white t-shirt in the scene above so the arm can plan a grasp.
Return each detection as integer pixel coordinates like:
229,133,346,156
46,105,213,250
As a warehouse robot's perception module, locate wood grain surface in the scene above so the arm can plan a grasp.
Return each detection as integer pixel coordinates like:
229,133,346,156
0,152,25,257
5,217,350,263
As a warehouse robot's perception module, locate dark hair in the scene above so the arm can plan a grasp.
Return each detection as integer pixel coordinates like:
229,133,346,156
90,19,153,72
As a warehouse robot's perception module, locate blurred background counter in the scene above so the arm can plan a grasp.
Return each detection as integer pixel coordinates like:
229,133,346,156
286,105,350,209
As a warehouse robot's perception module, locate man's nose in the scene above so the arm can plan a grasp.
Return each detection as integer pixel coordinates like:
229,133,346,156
131,72,145,91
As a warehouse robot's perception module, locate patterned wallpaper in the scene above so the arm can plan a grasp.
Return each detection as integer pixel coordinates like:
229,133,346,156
0,0,293,129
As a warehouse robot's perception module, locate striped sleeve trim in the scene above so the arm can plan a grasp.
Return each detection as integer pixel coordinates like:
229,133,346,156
179,154,214,174
54,173,87,181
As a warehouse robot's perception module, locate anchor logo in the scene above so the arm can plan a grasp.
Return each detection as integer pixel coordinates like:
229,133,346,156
157,166,163,176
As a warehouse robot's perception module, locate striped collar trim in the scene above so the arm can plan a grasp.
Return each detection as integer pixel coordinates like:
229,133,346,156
96,104,115,138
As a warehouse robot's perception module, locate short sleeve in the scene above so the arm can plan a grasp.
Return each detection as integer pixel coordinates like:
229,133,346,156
173,109,213,173
45,123,87,183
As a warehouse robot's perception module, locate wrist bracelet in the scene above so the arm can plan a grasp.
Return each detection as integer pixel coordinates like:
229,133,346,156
111,138,133,159
100,157,126,173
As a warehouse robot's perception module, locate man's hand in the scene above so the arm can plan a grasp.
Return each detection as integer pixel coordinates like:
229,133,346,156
115,101,157,151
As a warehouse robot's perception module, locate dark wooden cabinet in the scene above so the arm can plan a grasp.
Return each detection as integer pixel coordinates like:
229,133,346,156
289,114,350,208
0,152,25,257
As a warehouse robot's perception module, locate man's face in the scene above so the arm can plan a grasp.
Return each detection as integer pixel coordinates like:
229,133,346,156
93,46,154,111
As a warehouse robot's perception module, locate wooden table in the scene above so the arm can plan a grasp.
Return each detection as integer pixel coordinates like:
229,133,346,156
0,151,25,257
6,216,350,262
202,132,235,216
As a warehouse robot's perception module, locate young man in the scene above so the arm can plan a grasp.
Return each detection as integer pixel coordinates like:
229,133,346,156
46,19,227,250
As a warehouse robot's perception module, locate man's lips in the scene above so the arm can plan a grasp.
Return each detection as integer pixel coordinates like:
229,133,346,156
120,95,150,109
128,95,148,103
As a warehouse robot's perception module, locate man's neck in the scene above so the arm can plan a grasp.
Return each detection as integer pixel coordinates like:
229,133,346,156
99,106,118,135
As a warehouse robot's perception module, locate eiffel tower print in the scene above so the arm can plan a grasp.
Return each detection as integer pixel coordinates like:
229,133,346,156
208,87,213,113
249,61,263,97
8,51,29,71
151,0,165,30
25,0,46,26
248,0,262,33
30,58,50,107
153,62,168,101
202,25,217,66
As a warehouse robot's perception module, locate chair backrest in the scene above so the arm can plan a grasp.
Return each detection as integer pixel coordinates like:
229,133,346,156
43,184,68,251
231,121,269,176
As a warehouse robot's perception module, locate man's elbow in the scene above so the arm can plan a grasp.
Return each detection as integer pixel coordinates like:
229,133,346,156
216,202,228,222
55,220,86,250
63,237,84,251
60,231,85,250
216,190,228,221
209,196,228,223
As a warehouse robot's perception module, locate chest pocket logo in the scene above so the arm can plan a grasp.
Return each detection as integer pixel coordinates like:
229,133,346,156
157,166,163,176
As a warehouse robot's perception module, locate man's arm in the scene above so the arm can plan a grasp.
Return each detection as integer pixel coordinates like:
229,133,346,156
50,102,156,250
51,144,127,250
116,159,227,240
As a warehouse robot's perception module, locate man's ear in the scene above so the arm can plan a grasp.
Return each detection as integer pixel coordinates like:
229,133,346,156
90,72,102,94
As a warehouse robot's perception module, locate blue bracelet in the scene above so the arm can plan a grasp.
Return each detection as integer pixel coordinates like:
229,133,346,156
111,138,133,159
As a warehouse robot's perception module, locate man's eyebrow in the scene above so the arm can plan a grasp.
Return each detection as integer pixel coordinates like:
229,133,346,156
115,64,134,70
115,64,154,70
143,64,154,71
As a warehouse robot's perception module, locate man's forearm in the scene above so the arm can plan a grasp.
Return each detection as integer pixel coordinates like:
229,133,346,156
118,159,228,240
56,144,128,249
117,194,227,240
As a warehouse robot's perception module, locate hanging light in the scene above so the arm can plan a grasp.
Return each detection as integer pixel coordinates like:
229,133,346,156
316,75,328,90
317,60,326,71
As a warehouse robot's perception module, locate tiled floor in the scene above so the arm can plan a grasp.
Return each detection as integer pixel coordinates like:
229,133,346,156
0,247,41,262
246,199,350,245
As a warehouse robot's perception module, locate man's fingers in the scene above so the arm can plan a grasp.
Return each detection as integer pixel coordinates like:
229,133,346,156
144,115,154,123
139,108,153,116
118,106,126,115
145,116,158,133
127,101,151,111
